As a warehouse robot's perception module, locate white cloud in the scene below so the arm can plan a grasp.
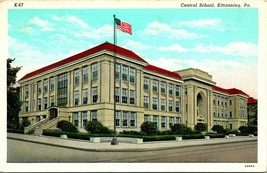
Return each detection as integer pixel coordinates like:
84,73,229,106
29,17,55,31
143,21,204,39
52,15,89,29
179,18,222,29
74,24,113,39
193,42,258,57
159,44,188,53
8,37,86,81
146,56,257,97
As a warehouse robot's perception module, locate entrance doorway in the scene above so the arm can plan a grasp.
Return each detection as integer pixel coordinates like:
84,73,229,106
49,108,58,120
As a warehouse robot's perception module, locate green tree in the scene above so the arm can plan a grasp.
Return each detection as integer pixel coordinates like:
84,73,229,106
7,58,21,129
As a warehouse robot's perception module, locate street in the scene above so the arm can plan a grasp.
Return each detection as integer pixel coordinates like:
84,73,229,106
7,138,257,163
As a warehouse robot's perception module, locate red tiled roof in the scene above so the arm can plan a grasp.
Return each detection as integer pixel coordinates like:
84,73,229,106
144,64,182,80
248,97,257,104
19,42,147,81
212,86,249,97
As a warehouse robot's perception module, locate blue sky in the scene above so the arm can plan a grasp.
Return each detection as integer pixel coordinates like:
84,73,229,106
8,8,258,97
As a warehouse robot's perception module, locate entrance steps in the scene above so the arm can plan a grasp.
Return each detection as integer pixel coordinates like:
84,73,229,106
24,117,60,135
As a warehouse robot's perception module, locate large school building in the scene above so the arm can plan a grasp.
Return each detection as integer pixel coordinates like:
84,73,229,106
18,42,249,134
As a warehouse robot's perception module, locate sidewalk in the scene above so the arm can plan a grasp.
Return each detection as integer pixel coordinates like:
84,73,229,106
7,133,257,152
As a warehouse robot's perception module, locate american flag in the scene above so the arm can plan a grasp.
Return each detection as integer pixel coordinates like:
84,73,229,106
117,21,132,35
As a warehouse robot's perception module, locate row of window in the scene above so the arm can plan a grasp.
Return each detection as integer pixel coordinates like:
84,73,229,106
144,77,182,96
144,115,182,129
213,96,231,107
72,110,98,127
74,87,98,106
144,96,181,112
213,109,232,118
213,120,232,130
115,88,136,104
116,64,137,83
24,63,99,98
115,111,137,127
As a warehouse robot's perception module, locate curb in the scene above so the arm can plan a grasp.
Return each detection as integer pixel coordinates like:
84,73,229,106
7,135,257,152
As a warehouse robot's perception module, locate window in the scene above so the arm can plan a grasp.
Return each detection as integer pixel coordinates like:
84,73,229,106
122,65,128,81
37,81,42,94
38,98,41,111
130,112,137,127
115,87,120,103
82,111,88,127
83,66,89,84
73,112,79,126
130,68,136,83
25,85,29,97
218,108,220,117
92,63,98,80
169,100,173,112
130,90,136,104
122,88,128,104
169,117,174,127
225,99,228,106
176,117,182,124
122,111,128,127
213,110,216,117
74,69,80,86
153,79,159,93
44,79,48,93
161,116,167,128
153,116,159,128
57,73,68,106
144,115,150,122
50,96,54,106
152,97,158,110
161,99,166,111
176,85,181,97
213,97,216,105
83,89,88,104
44,97,48,109
161,82,166,94
115,64,121,80
144,96,149,109
176,101,181,112
144,77,150,90
50,77,55,91
74,90,79,105
116,111,121,127
92,87,98,103
25,101,29,112
169,83,174,95
91,110,97,121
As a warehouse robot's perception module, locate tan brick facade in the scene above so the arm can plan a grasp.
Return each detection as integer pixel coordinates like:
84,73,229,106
18,42,248,132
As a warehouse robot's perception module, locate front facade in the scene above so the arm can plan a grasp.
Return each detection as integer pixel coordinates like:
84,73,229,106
18,42,249,132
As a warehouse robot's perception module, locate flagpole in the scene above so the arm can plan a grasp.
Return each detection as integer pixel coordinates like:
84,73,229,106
111,14,119,145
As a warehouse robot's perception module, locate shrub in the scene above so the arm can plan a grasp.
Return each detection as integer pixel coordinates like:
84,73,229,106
194,123,207,132
238,126,257,134
143,135,176,142
140,122,158,135
178,134,204,139
157,130,172,135
7,128,24,134
57,120,78,132
171,124,193,134
211,125,226,134
119,130,146,136
85,121,113,134
19,119,31,130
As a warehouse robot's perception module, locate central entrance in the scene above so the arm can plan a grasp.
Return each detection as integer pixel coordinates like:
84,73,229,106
196,92,206,123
